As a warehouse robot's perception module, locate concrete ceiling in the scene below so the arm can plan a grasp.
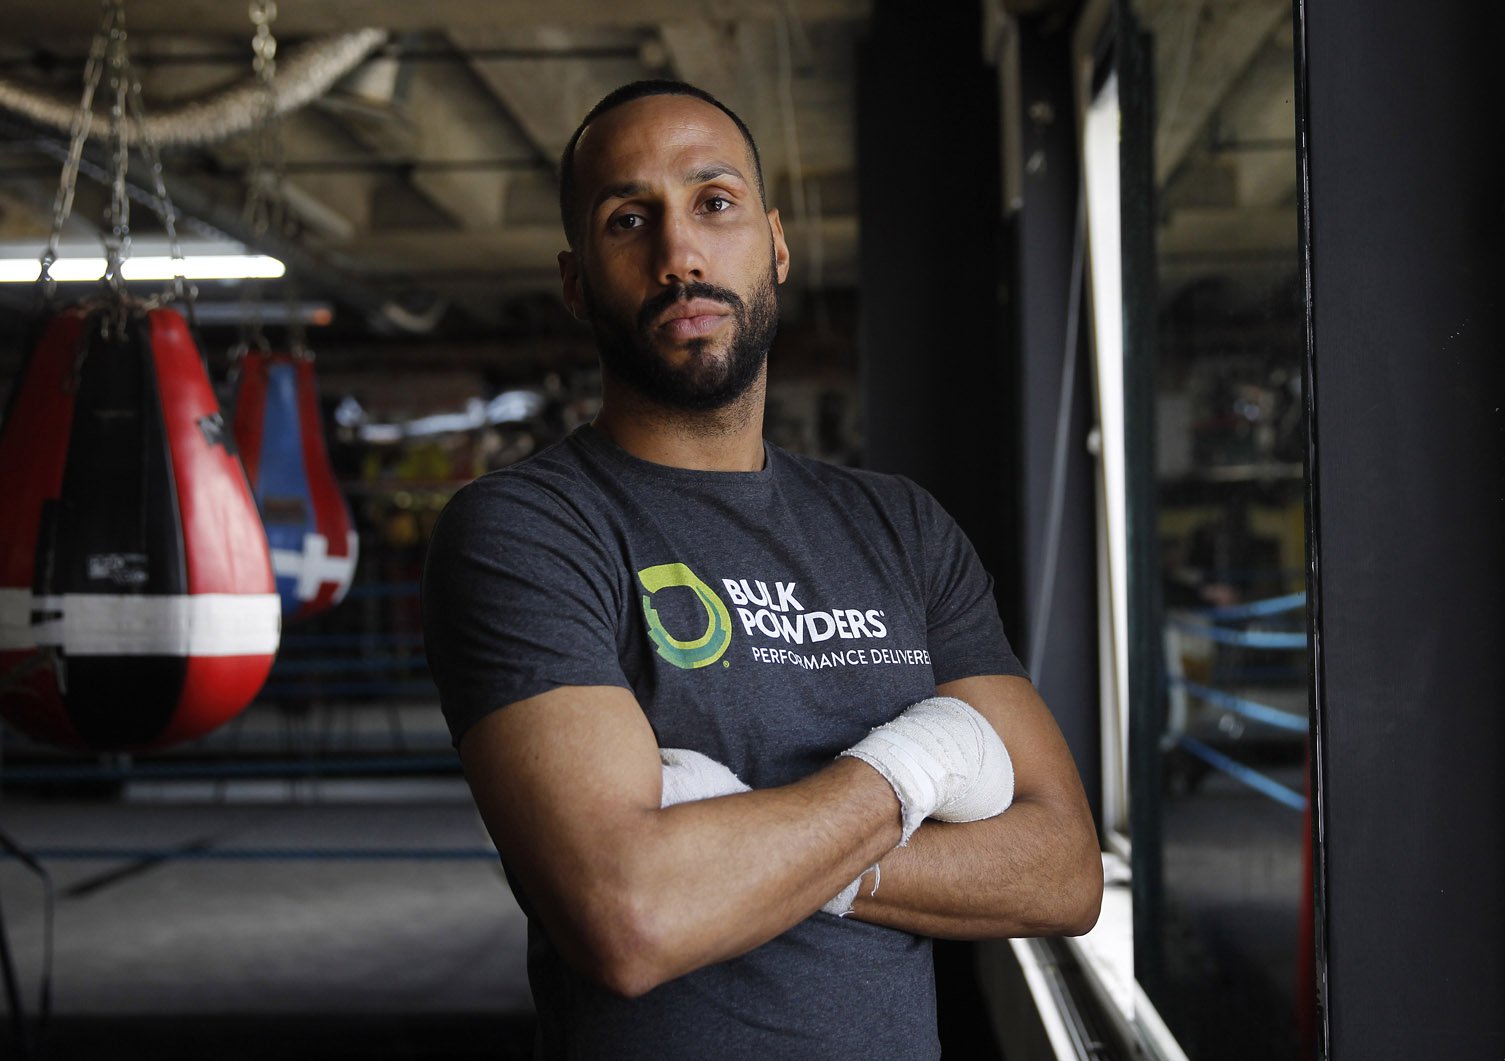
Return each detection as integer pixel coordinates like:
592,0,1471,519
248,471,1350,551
0,0,1297,350
1137,0,1298,306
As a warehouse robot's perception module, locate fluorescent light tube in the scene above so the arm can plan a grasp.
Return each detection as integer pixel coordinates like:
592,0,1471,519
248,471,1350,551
0,255,286,282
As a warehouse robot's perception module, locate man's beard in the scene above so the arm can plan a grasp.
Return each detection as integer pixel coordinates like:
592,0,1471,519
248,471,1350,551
584,262,779,413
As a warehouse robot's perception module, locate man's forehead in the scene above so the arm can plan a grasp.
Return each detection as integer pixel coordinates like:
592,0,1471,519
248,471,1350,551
574,94,753,188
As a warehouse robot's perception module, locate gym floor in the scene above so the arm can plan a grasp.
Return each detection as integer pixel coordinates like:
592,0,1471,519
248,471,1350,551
1,749,536,1060
2,696,1310,1061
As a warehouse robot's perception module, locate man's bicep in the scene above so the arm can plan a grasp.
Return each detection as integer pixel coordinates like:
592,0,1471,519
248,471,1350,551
459,685,662,935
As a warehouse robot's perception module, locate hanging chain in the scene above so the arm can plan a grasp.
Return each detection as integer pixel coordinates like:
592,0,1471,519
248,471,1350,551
103,6,132,296
126,46,191,307
41,0,117,294
245,0,280,237
250,2,280,135
238,0,282,357
40,0,194,323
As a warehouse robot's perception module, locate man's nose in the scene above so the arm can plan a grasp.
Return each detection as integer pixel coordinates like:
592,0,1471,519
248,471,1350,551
653,213,706,286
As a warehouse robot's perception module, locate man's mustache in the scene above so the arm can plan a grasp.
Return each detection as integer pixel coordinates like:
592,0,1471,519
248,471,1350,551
638,282,744,331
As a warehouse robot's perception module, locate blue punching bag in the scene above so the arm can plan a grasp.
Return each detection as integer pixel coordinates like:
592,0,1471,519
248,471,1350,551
232,350,359,622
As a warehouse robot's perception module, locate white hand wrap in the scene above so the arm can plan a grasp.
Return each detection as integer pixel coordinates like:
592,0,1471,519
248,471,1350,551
659,747,751,808
822,863,881,918
839,696,1015,845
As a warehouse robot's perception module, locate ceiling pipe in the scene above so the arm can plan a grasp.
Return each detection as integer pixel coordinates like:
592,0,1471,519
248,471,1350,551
0,29,388,148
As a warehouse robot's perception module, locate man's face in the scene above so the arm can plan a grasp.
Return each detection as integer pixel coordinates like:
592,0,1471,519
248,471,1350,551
560,95,791,412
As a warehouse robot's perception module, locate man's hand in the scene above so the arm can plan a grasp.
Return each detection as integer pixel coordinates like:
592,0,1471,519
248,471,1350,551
840,696,1016,844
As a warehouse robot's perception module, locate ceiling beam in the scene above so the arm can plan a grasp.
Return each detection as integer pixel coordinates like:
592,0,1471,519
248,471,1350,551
6,1,869,37
453,26,655,175
660,21,747,108
387,61,532,230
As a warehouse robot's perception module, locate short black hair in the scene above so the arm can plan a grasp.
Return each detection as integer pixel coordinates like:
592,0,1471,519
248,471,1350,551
558,79,766,249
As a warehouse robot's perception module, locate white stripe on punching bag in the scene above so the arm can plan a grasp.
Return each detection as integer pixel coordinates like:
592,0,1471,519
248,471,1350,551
0,589,280,656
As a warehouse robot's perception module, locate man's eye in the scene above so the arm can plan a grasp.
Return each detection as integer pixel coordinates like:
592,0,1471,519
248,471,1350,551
703,196,732,213
610,214,644,231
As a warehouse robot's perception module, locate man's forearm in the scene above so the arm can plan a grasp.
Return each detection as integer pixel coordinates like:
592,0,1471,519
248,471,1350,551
846,792,1103,939
464,686,919,998
840,673,1105,939
464,682,1031,997
533,756,902,997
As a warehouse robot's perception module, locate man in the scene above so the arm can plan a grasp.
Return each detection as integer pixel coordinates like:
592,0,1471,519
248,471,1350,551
422,80,1102,1059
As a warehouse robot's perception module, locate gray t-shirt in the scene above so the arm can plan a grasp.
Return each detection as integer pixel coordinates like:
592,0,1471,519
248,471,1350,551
422,425,1026,1059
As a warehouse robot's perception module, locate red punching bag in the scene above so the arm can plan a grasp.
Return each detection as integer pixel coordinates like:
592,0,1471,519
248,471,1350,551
231,350,359,623
0,305,280,751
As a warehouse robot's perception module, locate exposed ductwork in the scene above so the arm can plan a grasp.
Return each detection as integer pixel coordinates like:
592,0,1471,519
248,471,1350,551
0,29,389,148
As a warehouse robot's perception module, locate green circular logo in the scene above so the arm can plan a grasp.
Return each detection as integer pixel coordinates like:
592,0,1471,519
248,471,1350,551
636,562,733,670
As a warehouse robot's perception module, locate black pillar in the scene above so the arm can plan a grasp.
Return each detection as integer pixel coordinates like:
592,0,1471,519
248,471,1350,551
1298,0,1504,1054
857,5,1017,1056
1011,8,1104,832
858,1,1016,631
859,0,1100,826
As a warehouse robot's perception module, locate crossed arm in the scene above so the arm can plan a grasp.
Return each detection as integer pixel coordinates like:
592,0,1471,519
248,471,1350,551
458,673,1102,998
847,674,1103,939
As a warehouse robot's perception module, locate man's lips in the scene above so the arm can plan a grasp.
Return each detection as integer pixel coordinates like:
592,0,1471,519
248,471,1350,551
654,299,732,339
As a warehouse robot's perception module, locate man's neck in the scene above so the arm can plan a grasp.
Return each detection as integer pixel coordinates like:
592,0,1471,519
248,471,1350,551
592,377,767,473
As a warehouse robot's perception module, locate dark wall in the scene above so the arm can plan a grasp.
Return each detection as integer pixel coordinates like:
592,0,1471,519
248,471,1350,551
857,1,1016,626
1298,0,1505,1054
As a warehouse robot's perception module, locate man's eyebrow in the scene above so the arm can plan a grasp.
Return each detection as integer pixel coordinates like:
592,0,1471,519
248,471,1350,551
590,180,649,215
686,164,747,187
588,166,748,216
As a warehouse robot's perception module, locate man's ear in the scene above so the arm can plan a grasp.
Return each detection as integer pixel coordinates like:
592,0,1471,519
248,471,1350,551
558,250,588,320
767,209,791,285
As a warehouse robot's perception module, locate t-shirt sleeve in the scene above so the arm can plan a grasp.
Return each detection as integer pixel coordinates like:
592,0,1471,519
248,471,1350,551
908,480,1030,685
421,474,631,746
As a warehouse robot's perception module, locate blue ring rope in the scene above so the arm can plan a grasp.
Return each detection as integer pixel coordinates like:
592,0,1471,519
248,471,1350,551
1168,620,1307,650
1177,736,1307,811
1186,591,1307,622
1172,679,1309,733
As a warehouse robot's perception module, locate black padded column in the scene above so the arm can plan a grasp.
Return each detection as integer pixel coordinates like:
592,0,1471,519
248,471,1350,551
857,0,1013,620
1298,0,1504,1054
858,5,1017,1056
